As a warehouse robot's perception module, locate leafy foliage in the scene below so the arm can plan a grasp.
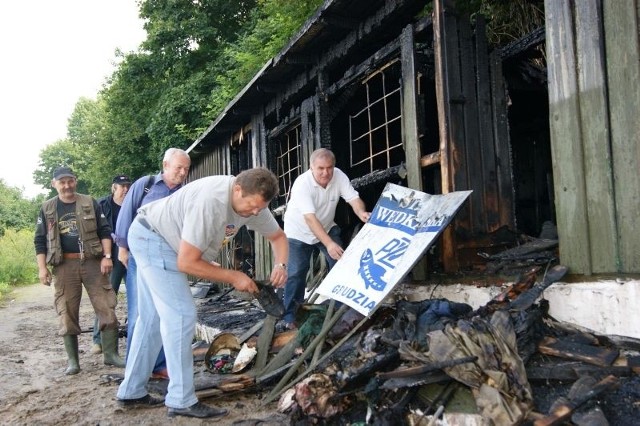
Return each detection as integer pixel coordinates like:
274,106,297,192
0,228,38,286
459,0,545,46
206,0,323,118
33,0,324,194
0,179,41,235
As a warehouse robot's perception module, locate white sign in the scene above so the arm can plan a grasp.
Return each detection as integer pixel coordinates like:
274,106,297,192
316,183,472,316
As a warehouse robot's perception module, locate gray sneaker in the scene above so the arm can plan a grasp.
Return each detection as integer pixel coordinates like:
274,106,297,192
167,402,228,418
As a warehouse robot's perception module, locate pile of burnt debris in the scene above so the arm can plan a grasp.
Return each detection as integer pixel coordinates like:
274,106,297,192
188,263,640,426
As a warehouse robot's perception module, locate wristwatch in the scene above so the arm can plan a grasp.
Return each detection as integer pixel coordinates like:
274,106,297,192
104,253,112,259
274,263,287,270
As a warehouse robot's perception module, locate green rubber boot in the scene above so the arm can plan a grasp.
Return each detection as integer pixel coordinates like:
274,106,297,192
63,335,80,375
101,329,125,368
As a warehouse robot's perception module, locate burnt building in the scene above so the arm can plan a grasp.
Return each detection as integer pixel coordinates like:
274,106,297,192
186,0,640,280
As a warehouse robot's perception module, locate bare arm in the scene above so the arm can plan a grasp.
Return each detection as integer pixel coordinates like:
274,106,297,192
265,228,289,287
303,213,344,260
36,254,51,286
118,246,129,268
348,197,370,223
100,237,113,275
176,240,259,293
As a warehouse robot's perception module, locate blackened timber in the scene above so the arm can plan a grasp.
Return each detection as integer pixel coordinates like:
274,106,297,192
264,0,425,119
315,71,332,151
319,15,359,30
433,0,460,272
325,43,400,97
376,356,477,379
475,16,500,232
380,371,451,389
533,375,618,426
231,107,255,115
300,97,315,163
538,336,620,367
414,15,433,34
500,26,545,60
489,50,515,229
266,107,301,139
420,151,441,168
285,54,317,65
256,83,283,93
326,83,358,123
350,164,407,189
273,0,423,68
458,14,481,233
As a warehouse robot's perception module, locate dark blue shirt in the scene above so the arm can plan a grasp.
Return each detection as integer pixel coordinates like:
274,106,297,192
114,172,184,249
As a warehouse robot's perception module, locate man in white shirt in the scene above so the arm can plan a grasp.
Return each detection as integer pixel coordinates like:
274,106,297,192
282,148,370,327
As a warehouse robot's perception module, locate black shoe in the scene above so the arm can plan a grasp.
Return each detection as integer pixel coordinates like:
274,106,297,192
117,394,165,408
167,402,228,418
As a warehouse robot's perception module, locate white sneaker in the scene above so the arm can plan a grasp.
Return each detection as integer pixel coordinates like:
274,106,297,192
91,343,102,354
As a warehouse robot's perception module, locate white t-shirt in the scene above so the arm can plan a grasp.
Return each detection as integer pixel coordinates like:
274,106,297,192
138,176,280,262
283,167,359,244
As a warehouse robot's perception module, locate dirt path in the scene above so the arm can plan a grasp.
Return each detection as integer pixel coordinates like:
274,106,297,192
0,284,284,426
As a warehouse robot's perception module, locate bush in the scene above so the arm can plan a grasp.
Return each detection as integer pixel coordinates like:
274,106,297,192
0,229,38,286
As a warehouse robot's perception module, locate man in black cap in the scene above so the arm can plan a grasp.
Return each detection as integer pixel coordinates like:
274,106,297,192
34,166,126,375
90,174,132,354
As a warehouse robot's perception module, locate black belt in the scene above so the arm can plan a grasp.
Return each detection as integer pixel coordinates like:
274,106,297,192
137,217,157,233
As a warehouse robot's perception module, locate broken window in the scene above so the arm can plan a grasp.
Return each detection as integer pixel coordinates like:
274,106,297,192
274,123,303,207
348,60,404,178
230,126,251,175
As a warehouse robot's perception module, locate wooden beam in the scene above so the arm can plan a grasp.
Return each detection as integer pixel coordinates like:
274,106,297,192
420,151,441,168
401,23,428,280
545,0,592,273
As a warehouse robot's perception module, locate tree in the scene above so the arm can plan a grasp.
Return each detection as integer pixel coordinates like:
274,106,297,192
0,180,40,235
33,139,90,197
36,0,325,189
206,0,324,117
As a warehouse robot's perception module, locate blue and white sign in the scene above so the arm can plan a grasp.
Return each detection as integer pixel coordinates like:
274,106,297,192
316,183,472,316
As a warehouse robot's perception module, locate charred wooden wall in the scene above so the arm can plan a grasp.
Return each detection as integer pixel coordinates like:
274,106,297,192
185,0,549,278
545,0,640,274
433,1,516,271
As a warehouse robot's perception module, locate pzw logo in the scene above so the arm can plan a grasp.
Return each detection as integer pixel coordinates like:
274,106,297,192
358,237,411,291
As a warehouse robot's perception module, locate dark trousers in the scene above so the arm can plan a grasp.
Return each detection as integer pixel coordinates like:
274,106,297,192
282,226,342,324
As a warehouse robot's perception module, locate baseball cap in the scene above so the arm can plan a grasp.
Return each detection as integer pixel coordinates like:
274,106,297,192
112,175,132,185
53,166,76,180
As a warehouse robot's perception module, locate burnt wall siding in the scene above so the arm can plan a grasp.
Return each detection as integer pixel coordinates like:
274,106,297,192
433,1,516,271
188,0,518,275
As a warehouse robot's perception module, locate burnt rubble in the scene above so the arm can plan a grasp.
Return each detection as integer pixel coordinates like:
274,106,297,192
189,264,640,425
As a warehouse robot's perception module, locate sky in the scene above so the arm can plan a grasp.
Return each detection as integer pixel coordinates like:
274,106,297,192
0,1,146,198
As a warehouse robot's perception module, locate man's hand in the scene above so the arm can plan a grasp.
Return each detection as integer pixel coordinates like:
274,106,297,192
269,264,288,287
326,241,344,260
118,247,129,268
101,257,113,275
356,211,371,223
39,268,52,286
231,271,259,293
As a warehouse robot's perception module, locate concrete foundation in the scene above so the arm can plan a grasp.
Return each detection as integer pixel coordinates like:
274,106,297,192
397,278,640,339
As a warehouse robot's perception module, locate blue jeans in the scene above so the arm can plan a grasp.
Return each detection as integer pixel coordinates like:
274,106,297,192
92,257,126,344
282,225,342,324
125,249,167,374
117,220,198,408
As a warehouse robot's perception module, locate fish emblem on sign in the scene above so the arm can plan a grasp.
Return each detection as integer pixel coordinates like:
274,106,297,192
358,249,387,291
